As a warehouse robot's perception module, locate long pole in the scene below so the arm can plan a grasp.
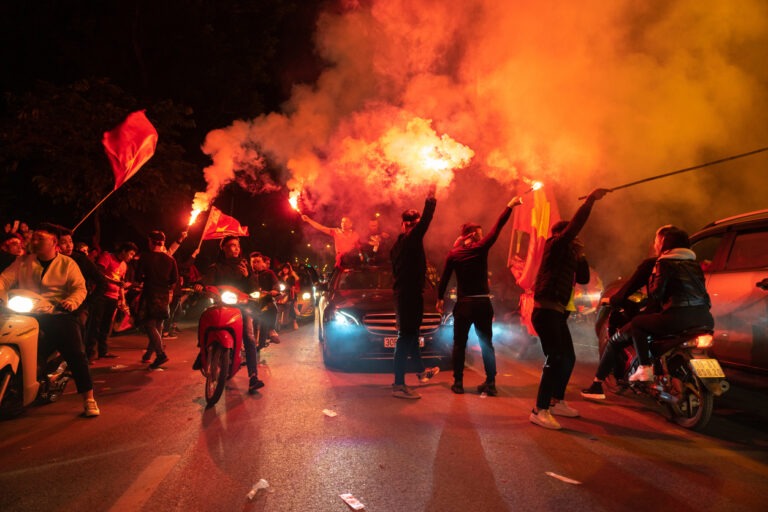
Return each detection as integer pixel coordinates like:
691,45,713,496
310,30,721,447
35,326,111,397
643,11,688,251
578,146,768,199
72,189,117,232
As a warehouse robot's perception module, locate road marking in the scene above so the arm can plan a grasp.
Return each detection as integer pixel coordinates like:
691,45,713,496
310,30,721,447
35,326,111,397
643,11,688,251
108,454,180,511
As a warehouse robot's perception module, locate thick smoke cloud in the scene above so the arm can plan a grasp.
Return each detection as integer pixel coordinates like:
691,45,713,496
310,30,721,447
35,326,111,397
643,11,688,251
201,0,768,279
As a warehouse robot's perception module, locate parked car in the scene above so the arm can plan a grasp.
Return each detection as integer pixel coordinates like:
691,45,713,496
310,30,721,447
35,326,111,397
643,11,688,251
595,209,768,383
689,209,768,377
316,265,452,369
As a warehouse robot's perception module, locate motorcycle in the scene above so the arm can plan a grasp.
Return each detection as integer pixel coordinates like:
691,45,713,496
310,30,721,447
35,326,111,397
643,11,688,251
595,294,729,431
196,285,262,407
0,291,71,418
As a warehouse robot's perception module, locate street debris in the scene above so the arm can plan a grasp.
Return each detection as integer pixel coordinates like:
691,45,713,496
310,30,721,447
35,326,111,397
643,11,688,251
339,493,365,510
545,471,582,485
246,479,272,500
322,409,338,417
110,364,128,370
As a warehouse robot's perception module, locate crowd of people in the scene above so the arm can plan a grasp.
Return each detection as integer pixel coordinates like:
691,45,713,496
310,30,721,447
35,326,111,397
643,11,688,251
0,220,315,417
0,193,715,430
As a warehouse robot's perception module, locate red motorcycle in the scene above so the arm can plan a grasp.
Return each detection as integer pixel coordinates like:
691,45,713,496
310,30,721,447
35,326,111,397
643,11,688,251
196,285,261,407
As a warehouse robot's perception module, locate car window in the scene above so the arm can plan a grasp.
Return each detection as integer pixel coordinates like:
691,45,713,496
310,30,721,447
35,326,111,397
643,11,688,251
724,230,768,270
691,235,723,272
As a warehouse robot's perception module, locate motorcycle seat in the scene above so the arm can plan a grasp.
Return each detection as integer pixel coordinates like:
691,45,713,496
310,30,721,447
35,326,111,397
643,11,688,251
650,326,714,356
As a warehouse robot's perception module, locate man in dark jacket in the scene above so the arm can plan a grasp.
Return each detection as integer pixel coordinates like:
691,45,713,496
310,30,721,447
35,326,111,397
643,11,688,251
390,184,438,399
529,188,608,430
437,195,523,395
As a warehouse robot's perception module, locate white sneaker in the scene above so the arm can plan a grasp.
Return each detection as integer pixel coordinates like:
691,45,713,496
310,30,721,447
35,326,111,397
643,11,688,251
629,364,654,382
83,399,100,418
529,408,561,430
550,400,580,418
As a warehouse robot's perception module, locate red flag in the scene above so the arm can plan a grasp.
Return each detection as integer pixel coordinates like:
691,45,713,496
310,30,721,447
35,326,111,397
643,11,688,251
507,188,560,335
201,207,249,240
102,110,158,190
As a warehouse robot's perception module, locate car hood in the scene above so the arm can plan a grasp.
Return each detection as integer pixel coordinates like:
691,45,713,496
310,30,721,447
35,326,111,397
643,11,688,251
330,288,440,315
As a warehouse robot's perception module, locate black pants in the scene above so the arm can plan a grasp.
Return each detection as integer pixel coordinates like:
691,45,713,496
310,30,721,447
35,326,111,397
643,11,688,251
393,291,426,385
86,296,118,357
629,306,714,365
37,313,92,394
452,297,496,382
532,307,575,410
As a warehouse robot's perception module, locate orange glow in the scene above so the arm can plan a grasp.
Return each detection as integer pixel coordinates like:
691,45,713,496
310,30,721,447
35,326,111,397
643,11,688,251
288,189,301,212
188,208,202,226
189,191,210,226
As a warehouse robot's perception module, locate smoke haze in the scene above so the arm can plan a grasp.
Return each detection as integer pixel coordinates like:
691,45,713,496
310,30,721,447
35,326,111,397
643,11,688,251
200,0,768,279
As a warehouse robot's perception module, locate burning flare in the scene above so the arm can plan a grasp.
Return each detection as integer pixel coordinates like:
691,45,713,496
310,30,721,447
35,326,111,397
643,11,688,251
525,180,544,194
288,189,302,213
189,192,210,226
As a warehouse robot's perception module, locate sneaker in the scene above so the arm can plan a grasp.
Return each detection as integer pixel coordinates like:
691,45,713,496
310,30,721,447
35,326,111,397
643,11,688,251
550,400,580,418
477,381,498,396
141,351,153,363
149,354,169,370
529,408,561,430
248,375,265,394
581,381,606,400
629,364,654,382
269,330,281,344
162,333,178,340
451,382,465,394
417,367,440,383
392,384,421,399
83,399,100,418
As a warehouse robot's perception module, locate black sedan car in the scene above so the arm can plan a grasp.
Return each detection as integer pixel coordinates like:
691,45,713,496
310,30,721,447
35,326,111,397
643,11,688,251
316,265,451,369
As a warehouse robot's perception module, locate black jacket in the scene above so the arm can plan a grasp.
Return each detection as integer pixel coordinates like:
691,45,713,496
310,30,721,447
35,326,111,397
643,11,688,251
648,252,711,311
391,196,436,293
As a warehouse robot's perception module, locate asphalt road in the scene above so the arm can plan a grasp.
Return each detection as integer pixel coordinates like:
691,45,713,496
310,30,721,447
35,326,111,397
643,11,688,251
1,320,766,512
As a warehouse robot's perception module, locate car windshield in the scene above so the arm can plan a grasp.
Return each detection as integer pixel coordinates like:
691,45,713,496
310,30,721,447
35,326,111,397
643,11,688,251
337,268,393,290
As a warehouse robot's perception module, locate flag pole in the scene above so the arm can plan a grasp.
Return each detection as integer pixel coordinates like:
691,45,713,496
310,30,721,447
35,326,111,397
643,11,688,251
72,189,117,232
577,146,768,199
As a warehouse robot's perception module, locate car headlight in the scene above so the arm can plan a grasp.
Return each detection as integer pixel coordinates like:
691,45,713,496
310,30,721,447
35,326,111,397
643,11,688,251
7,295,35,313
331,310,360,326
221,291,239,305
302,292,311,301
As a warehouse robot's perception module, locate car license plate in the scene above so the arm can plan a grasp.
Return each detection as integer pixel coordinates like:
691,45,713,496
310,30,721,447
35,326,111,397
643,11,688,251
384,337,424,348
690,358,726,378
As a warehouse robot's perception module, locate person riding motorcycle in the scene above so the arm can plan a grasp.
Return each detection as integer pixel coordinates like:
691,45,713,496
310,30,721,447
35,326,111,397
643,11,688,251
196,236,264,392
247,252,281,345
0,222,100,417
582,225,714,399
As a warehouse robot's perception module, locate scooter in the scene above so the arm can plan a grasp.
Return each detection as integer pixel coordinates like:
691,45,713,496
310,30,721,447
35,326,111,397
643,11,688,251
196,285,261,407
0,291,71,418
595,297,729,431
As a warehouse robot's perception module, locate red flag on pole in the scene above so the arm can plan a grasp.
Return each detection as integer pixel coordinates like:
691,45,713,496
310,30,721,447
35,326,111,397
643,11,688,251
507,187,560,335
201,207,249,240
102,110,158,190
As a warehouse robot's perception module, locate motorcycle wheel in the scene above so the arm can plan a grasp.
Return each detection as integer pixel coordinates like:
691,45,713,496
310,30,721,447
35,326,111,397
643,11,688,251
0,368,24,419
669,372,714,431
204,344,230,408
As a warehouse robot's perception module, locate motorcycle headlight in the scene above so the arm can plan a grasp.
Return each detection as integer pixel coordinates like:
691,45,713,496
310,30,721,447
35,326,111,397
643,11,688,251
249,291,261,299
279,283,286,292
221,291,239,305
302,292,311,301
7,295,35,313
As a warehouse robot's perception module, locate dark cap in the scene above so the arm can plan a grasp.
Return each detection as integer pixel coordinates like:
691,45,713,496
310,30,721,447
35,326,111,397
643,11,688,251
148,230,166,243
1,231,24,244
401,209,420,224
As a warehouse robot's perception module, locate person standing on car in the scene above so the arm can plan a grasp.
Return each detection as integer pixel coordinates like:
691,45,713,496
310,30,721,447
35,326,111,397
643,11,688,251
529,188,609,430
301,214,361,269
436,195,523,396
136,231,178,370
390,184,440,399
0,223,99,417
